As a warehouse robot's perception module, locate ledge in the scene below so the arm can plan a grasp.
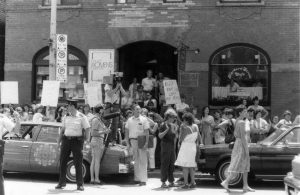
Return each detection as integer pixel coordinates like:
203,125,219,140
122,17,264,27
38,4,82,10
216,1,265,7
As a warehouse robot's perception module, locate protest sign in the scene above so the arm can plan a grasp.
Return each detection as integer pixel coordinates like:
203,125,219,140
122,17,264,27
0,81,19,104
163,80,181,105
41,81,60,107
84,82,102,107
88,49,115,83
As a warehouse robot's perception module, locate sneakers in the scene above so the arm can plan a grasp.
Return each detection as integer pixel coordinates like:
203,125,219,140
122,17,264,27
161,182,168,188
77,185,84,191
55,184,66,189
139,182,146,186
189,183,197,189
168,182,176,187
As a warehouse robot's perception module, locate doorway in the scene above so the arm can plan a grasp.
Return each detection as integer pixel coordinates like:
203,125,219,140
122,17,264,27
118,41,178,88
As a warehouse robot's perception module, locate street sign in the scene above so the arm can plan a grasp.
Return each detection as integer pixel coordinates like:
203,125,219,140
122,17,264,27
56,34,67,82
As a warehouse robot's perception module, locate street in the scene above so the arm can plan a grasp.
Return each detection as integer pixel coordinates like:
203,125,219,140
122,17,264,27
4,171,285,195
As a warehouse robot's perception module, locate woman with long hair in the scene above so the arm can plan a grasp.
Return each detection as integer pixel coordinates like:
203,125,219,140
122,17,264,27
200,106,215,145
221,107,254,193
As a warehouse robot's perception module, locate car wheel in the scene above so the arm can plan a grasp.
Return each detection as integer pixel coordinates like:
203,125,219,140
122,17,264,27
66,160,90,183
216,159,242,187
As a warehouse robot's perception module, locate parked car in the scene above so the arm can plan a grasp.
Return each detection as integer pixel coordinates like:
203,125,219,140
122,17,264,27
198,125,300,186
2,121,133,182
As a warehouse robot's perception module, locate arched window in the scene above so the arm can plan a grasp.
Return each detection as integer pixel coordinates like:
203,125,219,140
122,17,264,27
209,43,271,106
33,46,87,101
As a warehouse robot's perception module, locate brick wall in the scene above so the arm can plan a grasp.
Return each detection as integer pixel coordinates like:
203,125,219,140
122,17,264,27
4,0,300,117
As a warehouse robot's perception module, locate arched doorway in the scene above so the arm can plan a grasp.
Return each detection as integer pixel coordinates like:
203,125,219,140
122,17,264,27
118,41,178,88
32,45,87,101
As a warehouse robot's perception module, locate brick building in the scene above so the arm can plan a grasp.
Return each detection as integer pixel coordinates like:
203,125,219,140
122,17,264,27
4,0,300,116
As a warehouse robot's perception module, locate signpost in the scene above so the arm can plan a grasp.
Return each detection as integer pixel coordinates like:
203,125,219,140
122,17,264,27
49,0,57,81
56,34,67,82
163,80,181,105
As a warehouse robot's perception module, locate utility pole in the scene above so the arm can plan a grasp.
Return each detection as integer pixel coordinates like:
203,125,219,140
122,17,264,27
49,0,57,80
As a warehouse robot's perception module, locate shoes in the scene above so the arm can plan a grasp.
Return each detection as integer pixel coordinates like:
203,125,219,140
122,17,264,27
220,181,230,192
55,184,66,189
139,182,146,186
161,182,168,188
131,181,140,185
168,182,176,187
243,186,255,193
180,184,189,189
189,183,196,189
148,168,155,172
90,181,95,184
77,185,84,191
94,180,102,185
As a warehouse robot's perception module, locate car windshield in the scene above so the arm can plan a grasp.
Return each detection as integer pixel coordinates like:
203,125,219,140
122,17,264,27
259,126,291,144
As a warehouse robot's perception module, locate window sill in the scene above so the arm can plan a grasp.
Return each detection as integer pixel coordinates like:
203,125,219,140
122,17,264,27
216,1,265,7
38,4,82,10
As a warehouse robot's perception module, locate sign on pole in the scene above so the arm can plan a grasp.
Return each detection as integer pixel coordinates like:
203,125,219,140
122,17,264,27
0,81,19,104
56,34,67,82
163,80,181,105
41,81,60,107
88,49,114,83
83,82,102,107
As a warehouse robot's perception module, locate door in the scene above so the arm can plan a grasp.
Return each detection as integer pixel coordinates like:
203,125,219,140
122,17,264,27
3,125,39,171
29,125,60,173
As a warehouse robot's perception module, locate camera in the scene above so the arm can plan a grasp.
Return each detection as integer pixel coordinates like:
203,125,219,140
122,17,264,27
114,72,123,83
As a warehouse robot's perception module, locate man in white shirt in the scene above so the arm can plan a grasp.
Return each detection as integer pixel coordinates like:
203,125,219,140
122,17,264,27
142,70,156,93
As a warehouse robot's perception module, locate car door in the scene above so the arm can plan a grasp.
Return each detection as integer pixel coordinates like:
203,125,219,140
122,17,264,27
3,125,39,172
29,125,60,173
261,127,300,176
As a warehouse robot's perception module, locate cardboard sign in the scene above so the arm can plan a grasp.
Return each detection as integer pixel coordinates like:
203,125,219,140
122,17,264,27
0,82,19,104
163,80,181,105
41,81,60,107
84,82,102,107
88,49,115,83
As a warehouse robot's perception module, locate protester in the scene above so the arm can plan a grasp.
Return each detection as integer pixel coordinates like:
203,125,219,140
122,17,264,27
250,110,269,143
275,110,293,129
267,115,279,136
125,105,150,186
15,106,28,121
133,85,145,107
121,91,133,110
56,106,67,123
129,77,140,99
158,109,178,188
212,110,225,144
55,99,90,191
248,96,269,119
142,70,156,93
217,108,236,144
89,104,111,185
144,92,157,112
200,106,215,145
83,104,95,123
175,94,190,112
156,72,166,107
220,107,254,193
175,112,202,189
28,110,34,121
32,105,45,122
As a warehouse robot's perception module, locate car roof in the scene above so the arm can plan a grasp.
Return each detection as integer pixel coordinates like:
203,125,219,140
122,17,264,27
21,121,63,127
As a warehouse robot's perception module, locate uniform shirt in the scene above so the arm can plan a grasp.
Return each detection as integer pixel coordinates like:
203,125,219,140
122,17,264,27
142,77,156,91
0,114,15,140
125,115,150,139
63,111,90,137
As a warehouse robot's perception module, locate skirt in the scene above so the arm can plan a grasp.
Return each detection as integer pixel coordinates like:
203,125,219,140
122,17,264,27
228,139,250,173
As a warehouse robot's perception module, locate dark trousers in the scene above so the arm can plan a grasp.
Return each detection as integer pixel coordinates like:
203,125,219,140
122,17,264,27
58,136,84,186
0,140,5,195
160,141,175,183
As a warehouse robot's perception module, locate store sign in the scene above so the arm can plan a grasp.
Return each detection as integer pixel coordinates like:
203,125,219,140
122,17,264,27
84,82,102,107
228,66,252,81
180,72,199,87
163,80,181,105
88,49,115,83
56,34,68,82
41,81,60,107
0,81,19,104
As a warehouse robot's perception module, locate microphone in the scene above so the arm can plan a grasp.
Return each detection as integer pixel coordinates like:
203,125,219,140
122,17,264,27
103,112,121,120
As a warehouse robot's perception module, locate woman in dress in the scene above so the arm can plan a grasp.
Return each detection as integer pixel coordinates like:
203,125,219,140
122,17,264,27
220,107,254,193
175,112,202,189
200,106,215,145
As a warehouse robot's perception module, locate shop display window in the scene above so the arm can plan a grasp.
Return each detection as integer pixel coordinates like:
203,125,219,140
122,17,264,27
209,44,270,106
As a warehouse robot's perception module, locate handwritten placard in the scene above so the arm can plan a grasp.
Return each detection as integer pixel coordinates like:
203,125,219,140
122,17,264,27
0,81,19,104
84,82,102,107
41,81,60,107
163,80,181,105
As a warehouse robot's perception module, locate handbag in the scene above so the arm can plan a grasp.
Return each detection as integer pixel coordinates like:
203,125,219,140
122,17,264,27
137,135,154,149
195,145,201,162
225,119,235,144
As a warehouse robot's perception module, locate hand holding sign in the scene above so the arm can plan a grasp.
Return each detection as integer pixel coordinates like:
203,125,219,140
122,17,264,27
163,80,181,105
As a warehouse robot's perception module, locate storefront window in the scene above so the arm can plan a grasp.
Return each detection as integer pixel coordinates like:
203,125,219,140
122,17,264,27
209,44,270,106
34,46,87,102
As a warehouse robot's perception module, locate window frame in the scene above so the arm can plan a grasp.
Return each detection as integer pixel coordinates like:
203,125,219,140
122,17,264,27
219,0,261,3
163,0,186,3
42,0,80,7
115,0,136,4
208,43,271,107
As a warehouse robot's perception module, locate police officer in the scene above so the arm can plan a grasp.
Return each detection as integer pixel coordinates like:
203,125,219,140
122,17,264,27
55,99,90,191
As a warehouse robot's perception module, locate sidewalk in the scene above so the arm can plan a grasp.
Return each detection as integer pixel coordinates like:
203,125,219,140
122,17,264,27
147,169,212,179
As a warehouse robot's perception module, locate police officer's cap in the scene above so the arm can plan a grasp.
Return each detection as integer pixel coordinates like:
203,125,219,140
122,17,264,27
66,99,78,107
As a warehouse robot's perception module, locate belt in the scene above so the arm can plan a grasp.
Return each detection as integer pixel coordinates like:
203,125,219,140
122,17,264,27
64,135,83,140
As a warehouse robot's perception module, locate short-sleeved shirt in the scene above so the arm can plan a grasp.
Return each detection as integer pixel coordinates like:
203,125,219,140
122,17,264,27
142,77,156,91
159,123,176,144
0,114,15,140
125,115,150,139
63,111,90,137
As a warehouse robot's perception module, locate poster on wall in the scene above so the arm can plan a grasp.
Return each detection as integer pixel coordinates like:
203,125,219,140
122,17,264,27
163,80,181,105
0,81,19,104
83,82,102,107
88,49,115,83
41,81,60,107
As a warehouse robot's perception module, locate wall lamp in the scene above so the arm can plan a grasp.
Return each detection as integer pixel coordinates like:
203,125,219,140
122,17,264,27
174,43,200,55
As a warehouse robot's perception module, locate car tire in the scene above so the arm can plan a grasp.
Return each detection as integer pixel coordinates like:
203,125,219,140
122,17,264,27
66,160,90,183
216,159,242,187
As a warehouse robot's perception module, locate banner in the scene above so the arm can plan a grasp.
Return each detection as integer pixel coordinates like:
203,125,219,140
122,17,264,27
0,81,19,104
84,82,102,107
41,81,60,107
56,34,68,82
163,80,181,105
88,49,115,83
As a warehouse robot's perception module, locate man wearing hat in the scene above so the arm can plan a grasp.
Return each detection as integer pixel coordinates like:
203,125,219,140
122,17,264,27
275,110,293,129
55,99,90,191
